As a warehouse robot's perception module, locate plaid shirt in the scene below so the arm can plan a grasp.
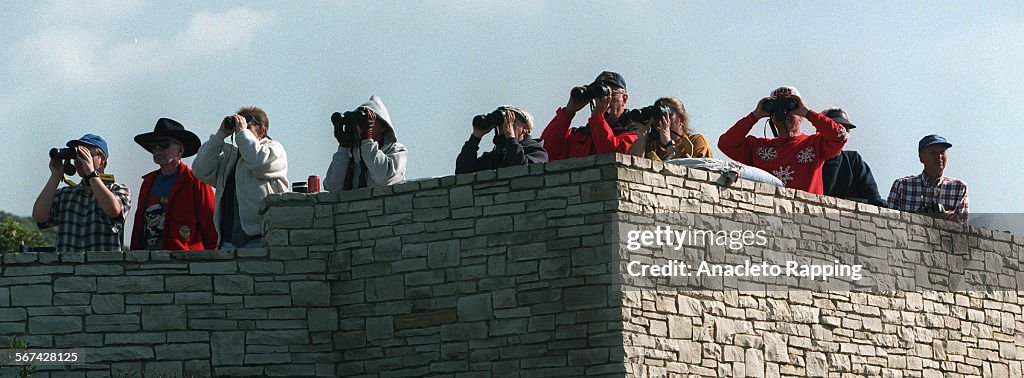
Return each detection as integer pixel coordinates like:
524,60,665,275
888,172,969,223
38,181,132,252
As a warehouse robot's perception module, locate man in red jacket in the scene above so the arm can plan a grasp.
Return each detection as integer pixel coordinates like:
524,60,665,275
541,71,638,160
131,118,217,250
718,87,847,194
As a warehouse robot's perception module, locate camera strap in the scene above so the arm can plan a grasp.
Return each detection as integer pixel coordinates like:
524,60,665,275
765,119,779,138
342,146,370,190
356,145,368,188
64,173,116,187
344,159,355,190
343,153,369,190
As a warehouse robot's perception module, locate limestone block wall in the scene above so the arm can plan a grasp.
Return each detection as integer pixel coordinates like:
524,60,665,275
1,153,1021,377
261,155,627,377
0,247,338,377
610,155,1023,377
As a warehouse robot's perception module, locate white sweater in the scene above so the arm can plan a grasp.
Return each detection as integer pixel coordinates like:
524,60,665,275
193,128,289,241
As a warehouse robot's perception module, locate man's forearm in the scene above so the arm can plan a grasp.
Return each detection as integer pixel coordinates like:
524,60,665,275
89,178,123,218
718,114,758,163
32,176,62,223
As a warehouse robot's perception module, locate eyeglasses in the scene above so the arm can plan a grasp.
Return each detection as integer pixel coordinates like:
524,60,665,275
148,139,175,150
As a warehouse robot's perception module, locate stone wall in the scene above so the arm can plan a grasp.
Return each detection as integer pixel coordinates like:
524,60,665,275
0,247,338,376
611,155,1023,377
1,153,1021,377
261,155,626,377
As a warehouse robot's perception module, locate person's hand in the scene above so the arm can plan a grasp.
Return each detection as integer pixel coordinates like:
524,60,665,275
471,127,491,139
219,116,233,136
74,146,96,178
792,96,810,117
939,210,960,222
591,92,611,119
335,126,355,148
471,116,494,139
564,86,590,114
655,113,672,145
49,157,64,178
753,97,773,119
359,109,376,141
331,112,352,147
655,111,671,144
498,110,515,138
220,115,244,136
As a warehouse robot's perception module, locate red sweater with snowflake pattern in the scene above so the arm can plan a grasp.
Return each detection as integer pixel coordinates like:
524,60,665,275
718,111,847,194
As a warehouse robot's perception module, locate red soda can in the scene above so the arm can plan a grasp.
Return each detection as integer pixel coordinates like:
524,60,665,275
307,175,321,193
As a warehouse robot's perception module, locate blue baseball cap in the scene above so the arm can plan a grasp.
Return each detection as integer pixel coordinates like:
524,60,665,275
918,134,952,152
595,71,626,91
67,134,109,157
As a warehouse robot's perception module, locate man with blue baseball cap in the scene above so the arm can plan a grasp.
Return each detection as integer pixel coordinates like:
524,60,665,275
32,134,133,251
887,134,969,223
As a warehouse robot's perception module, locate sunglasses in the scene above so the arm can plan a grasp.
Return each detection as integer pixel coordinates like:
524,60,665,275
148,139,176,150
243,114,262,127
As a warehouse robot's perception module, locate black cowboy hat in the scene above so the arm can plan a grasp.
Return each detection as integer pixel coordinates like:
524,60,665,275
134,118,201,158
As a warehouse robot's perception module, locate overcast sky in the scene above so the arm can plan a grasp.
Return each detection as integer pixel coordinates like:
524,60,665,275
2,1,1022,239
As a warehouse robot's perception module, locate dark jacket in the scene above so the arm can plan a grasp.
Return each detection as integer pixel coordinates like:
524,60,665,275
455,133,548,174
821,150,887,207
131,162,218,250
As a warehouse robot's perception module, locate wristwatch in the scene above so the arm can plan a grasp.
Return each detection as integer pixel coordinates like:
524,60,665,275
662,139,675,148
84,171,100,180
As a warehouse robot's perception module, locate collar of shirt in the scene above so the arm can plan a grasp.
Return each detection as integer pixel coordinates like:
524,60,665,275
917,171,946,188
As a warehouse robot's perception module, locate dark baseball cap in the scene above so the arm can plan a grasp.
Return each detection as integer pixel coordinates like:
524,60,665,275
67,134,110,157
918,134,952,151
823,108,856,130
595,71,626,91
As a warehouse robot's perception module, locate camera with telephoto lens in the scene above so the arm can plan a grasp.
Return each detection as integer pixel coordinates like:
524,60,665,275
472,108,507,130
331,108,369,137
48,147,78,176
916,202,946,214
570,81,611,102
762,96,800,120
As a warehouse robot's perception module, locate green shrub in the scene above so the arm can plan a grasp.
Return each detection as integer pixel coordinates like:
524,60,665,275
0,217,48,253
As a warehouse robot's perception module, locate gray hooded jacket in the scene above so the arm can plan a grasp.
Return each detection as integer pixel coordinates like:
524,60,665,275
324,95,408,191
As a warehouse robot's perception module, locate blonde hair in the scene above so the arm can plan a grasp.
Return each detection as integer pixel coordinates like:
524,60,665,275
655,97,692,136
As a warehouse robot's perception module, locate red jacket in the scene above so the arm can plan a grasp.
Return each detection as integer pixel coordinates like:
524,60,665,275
540,108,638,161
718,111,847,194
131,163,218,250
